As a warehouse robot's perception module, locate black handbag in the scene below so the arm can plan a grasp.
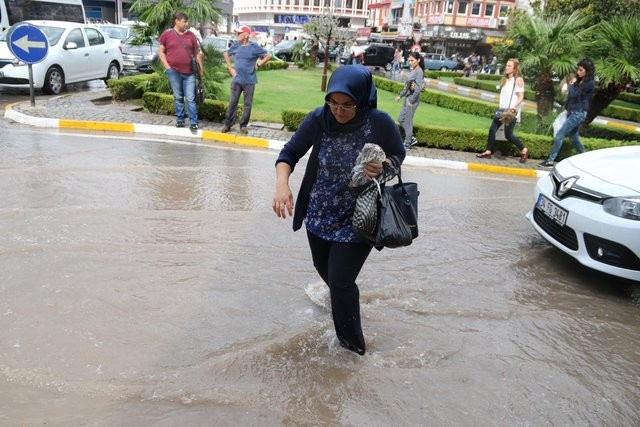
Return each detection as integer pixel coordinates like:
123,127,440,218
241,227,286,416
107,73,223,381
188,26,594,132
352,165,419,248
390,173,419,239
196,81,205,105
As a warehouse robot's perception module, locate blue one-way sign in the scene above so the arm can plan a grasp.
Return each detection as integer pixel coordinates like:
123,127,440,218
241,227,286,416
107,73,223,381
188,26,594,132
7,23,49,64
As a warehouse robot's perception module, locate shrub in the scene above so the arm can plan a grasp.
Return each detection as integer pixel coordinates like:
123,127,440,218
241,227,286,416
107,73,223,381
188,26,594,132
107,73,160,101
453,77,537,102
617,91,640,105
142,91,228,122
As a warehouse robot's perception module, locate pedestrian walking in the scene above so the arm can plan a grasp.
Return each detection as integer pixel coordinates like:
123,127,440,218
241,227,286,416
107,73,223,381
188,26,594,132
222,25,272,134
158,11,204,131
395,51,424,150
539,58,596,168
476,58,530,163
272,66,405,356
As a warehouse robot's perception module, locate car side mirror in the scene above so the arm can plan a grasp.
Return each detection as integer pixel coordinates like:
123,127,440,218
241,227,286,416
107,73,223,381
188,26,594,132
64,41,78,50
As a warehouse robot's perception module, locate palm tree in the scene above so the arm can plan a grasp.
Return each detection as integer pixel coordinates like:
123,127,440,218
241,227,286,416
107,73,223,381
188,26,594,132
585,15,640,126
129,0,220,38
502,11,592,122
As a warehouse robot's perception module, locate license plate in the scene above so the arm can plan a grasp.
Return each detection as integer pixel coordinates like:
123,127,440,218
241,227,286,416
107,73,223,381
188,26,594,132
123,61,134,66
537,194,568,226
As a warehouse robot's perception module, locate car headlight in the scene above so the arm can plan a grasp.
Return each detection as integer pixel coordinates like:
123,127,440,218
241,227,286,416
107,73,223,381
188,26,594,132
603,196,640,220
144,53,155,60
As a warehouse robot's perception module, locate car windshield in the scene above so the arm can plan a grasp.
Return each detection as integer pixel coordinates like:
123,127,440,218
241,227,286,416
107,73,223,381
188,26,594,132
202,37,230,51
35,25,66,46
100,26,128,40
0,25,64,45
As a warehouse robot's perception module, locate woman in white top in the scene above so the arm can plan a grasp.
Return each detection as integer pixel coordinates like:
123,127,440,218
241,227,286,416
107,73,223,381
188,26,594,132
476,58,529,163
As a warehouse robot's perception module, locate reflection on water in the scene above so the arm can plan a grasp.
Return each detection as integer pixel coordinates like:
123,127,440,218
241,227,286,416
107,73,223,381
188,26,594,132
0,128,638,424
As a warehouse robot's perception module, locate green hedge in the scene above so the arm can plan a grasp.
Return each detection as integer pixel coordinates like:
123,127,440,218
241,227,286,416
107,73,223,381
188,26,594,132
617,91,640,105
583,123,640,142
602,104,640,123
142,91,228,122
475,74,502,81
424,70,464,79
453,77,537,102
107,73,161,101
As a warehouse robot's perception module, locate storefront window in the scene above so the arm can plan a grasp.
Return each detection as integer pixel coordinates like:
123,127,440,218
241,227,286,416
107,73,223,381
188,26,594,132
457,2,467,15
471,2,481,16
446,1,454,14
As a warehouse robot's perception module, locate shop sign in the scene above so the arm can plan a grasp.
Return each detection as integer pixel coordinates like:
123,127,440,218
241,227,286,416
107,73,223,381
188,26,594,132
427,14,444,25
274,15,310,25
467,17,492,28
447,31,471,39
357,27,372,37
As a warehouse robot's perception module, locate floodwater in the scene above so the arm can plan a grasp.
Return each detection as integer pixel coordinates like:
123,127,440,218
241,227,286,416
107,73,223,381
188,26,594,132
1,127,639,425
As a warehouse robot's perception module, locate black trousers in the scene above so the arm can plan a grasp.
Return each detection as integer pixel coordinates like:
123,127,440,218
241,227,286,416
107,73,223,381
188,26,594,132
307,230,373,351
486,115,524,152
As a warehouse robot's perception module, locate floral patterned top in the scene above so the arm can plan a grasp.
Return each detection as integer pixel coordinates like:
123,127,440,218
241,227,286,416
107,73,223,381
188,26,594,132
305,117,374,242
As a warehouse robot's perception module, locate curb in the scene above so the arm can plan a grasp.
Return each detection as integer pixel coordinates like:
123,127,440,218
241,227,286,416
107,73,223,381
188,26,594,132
5,103,546,179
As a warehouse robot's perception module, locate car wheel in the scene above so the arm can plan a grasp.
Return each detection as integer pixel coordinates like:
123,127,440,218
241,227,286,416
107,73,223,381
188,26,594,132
278,54,288,61
104,62,120,83
384,62,392,72
440,66,448,71
42,66,65,95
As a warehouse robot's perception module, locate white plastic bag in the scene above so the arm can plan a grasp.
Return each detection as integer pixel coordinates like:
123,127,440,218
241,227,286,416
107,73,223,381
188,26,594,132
553,110,568,136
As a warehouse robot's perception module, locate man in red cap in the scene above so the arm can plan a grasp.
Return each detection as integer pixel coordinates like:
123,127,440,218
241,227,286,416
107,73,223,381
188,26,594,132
222,25,272,134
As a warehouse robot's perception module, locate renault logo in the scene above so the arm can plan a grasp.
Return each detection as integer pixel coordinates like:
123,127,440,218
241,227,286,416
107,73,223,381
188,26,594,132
558,176,578,197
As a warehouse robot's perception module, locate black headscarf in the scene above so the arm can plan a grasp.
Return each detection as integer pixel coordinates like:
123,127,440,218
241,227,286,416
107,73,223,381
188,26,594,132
322,65,378,136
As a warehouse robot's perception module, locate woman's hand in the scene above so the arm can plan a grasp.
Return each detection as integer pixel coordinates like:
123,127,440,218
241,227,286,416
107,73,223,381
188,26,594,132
395,96,400,102
273,184,294,218
363,159,391,179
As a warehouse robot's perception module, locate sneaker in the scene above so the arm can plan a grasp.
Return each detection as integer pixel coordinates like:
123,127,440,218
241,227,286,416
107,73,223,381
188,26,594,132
409,136,418,147
221,125,231,133
538,160,554,168
190,124,199,132
403,143,412,151
239,127,248,134
175,121,185,128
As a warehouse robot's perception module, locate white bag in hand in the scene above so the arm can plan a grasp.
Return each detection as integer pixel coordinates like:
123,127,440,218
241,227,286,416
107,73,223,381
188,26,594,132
553,110,567,136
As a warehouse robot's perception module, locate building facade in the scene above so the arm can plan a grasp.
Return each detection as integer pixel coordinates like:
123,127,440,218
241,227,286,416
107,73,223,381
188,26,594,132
368,0,517,55
232,0,369,42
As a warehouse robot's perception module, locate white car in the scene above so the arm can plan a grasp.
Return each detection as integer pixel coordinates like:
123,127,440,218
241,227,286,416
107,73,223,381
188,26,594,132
526,146,640,282
0,20,123,94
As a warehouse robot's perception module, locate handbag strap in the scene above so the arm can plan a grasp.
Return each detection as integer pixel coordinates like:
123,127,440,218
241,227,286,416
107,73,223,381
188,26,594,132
505,77,516,109
172,30,200,79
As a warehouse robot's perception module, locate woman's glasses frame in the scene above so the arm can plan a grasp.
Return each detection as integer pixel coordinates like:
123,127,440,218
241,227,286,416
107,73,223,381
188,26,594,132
326,100,357,111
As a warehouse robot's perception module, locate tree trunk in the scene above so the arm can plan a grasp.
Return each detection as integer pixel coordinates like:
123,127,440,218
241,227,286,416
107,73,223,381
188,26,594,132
585,82,626,126
535,74,555,120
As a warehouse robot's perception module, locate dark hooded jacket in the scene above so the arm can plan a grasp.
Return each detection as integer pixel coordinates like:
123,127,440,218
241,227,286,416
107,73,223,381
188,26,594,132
276,66,406,231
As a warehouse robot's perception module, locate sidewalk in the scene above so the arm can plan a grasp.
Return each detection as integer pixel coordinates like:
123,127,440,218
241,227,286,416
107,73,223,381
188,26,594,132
5,89,546,178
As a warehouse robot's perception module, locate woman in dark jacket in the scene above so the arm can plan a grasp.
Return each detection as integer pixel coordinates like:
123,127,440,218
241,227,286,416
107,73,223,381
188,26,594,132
272,66,405,356
539,58,596,167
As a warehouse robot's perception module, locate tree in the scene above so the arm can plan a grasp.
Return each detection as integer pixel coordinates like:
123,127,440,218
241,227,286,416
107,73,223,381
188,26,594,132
585,15,640,125
129,0,220,38
303,14,341,91
543,0,639,27
497,11,592,123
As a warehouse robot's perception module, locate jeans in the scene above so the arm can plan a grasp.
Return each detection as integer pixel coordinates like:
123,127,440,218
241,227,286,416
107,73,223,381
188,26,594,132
398,99,418,145
225,82,255,128
486,115,524,152
166,69,197,125
547,110,587,162
306,230,373,352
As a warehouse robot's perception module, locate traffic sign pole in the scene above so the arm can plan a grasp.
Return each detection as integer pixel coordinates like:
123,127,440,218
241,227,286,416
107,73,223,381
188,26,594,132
28,65,35,107
7,23,49,106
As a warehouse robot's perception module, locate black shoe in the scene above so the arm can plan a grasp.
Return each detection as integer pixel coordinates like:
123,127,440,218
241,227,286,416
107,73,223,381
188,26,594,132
176,121,185,128
538,160,554,168
221,125,231,133
338,337,365,356
190,124,199,132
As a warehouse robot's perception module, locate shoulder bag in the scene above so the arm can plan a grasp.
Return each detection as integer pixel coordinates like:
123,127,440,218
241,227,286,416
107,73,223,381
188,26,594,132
494,79,517,125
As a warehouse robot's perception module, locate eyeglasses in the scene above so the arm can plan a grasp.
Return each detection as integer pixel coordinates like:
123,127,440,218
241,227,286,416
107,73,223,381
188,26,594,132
326,100,357,111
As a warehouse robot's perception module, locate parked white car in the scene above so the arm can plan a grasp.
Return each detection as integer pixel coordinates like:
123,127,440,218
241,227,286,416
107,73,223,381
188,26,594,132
526,146,640,282
0,20,123,94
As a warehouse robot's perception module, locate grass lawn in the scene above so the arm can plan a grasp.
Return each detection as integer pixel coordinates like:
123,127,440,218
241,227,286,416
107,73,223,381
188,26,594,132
221,67,491,129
